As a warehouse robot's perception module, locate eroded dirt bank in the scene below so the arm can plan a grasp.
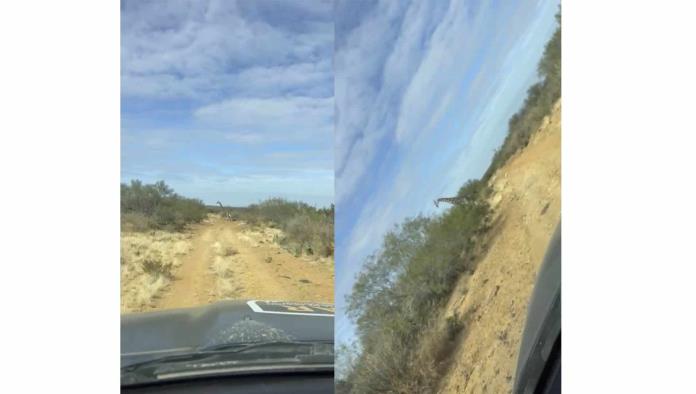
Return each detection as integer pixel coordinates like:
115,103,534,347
437,100,561,393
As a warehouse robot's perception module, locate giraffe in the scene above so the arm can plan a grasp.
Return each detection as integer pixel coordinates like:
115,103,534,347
216,201,233,221
433,196,470,208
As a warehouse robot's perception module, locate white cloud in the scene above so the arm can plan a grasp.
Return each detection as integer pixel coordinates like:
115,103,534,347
121,0,333,100
194,96,333,141
220,131,264,144
121,0,335,210
334,0,452,206
232,59,333,96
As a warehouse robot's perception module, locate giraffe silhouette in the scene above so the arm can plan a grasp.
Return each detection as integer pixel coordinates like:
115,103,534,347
433,196,470,208
216,201,233,221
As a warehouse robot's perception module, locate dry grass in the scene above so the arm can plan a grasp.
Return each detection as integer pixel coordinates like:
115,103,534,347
385,314,467,394
237,198,334,258
239,224,335,270
209,241,241,299
120,231,192,313
240,227,283,247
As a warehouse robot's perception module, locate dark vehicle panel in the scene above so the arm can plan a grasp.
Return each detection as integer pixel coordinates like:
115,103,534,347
121,300,334,393
121,372,334,394
514,223,561,394
122,300,334,366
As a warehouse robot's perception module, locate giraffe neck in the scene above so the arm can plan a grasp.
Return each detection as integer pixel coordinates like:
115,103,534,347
434,196,468,207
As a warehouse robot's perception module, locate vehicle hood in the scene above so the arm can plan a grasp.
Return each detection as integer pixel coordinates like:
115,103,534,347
121,300,334,366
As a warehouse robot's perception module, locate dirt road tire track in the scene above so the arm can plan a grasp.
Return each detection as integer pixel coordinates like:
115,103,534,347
154,217,333,310
155,222,217,309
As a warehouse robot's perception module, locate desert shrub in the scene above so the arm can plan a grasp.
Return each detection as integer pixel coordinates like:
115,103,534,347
121,212,156,232
209,199,333,257
343,195,490,393
223,247,238,256
483,13,560,181
285,214,316,255
120,231,192,313
446,312,464,341
121,180,207,232
141,258,173,279
234,198,334,258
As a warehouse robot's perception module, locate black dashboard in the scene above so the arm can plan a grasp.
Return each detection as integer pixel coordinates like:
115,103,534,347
122,372,334,394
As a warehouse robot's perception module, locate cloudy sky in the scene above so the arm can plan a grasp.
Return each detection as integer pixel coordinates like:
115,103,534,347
335,0,560,345
121,0,334,207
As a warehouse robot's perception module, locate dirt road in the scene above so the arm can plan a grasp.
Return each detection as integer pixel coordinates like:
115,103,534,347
437,100,561,393
155,217,334,310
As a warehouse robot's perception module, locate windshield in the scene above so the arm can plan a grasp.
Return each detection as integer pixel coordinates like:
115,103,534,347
120,0,335,377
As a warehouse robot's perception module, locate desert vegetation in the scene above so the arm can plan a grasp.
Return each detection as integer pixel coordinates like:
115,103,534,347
120,180,208,312
225,198,334,259
121,180,208,232
121,181,334,313
120,231,192,312
338,180,491,393
483,11,561,182
337,11,561,394
209,241,243,300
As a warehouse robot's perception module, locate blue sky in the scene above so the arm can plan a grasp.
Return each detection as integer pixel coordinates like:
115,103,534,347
334,0,560,346
121,0,334,207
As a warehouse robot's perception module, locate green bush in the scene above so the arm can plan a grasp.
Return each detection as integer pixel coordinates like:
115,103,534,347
121,212,156,232
121,180,207,232
483,13,560,181
343,192,490,393
141,258,174,279
232,198,334,258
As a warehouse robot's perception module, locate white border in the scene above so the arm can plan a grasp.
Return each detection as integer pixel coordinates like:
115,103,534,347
247,300,334,317
122,347,194,357
157,364,334,380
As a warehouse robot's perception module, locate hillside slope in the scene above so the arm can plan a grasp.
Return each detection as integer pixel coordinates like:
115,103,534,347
438,99,561,393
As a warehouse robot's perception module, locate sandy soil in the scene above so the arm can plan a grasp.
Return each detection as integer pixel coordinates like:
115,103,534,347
121,216,334,313
437,100,561,393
